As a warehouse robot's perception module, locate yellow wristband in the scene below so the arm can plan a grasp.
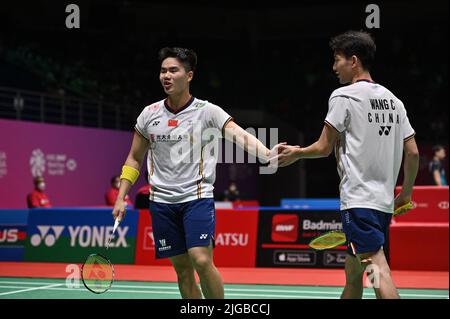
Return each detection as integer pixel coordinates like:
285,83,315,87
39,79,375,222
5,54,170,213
120,165,140,185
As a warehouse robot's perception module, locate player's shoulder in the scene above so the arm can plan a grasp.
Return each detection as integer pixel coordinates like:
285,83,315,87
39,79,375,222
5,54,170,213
329,82,376,102
192,98,225,113
190,98,210,110
140,99,165,114
382,86,405,106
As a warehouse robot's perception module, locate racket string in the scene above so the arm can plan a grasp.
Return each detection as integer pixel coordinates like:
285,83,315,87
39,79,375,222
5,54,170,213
82,254,114,294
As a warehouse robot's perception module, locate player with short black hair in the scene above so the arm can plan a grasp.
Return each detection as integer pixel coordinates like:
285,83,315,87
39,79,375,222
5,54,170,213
275,30,420,299
158,47,197,72
329,30,376,72
112,47,280,299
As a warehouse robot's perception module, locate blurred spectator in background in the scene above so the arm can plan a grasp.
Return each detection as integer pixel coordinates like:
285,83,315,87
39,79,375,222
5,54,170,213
105,175,133,206
223,181,240,202
429,145,448,186
135,171,151,209
27,176,52,208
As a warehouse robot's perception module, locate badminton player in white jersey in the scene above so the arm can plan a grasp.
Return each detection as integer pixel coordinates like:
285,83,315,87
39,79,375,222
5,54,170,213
276,31,419,299
111,47,280,299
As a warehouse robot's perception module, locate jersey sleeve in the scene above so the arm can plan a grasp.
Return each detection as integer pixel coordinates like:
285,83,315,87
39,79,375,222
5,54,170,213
400,102,415,141
134,106,149,140
205,103,233,137
325,95,350,133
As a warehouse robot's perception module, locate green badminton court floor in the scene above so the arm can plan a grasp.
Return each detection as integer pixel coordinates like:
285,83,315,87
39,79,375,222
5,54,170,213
0,277,448,299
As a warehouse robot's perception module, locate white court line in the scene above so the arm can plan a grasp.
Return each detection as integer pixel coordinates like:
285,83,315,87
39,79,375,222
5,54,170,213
0,286,338,299
0,280,448,298
0,283,63,296
0,284,448,299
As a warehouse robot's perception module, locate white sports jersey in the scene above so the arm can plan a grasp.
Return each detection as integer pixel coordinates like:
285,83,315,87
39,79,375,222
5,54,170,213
325,80,415,213
135,97,232,204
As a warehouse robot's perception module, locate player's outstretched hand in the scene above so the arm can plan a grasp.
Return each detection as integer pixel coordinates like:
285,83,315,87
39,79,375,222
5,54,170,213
112,198,127,222
266,142,288,166
274,144,301,167
267,142,286,159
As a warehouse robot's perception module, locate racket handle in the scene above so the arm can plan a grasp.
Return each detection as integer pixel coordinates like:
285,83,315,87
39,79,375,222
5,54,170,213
106,218,120,250
113,218,120,234
393,201,414,217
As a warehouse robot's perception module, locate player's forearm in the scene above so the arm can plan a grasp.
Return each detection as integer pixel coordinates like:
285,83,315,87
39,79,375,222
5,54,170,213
297,141,332,159
243,133,271,162
226,126,270,162
117,156,142,200
401,150,419,195
117,179,132,201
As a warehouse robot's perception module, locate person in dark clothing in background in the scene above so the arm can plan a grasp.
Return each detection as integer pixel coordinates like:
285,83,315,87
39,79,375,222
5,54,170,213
429,145,447,186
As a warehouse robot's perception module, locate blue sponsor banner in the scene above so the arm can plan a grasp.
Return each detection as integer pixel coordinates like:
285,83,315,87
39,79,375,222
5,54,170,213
25,208,139,263
0,210,29,261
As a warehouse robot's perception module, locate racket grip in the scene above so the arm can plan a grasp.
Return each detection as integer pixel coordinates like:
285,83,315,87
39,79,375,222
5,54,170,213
393,202,414,216
113,218,120,233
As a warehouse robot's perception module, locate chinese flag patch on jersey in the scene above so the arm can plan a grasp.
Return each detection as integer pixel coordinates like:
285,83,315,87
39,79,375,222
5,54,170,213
168,119,178,127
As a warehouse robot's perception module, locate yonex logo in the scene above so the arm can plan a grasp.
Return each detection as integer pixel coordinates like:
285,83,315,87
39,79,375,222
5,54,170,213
31,225,128,248
200,234,208,240
31,225,65,247
379,126,392,136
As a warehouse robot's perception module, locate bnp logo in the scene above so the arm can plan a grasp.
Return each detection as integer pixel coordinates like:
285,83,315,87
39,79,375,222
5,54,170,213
379,126,392,136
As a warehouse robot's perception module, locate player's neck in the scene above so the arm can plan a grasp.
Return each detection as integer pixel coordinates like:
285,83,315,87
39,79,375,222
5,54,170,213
166,91,192,111
351,71,372,84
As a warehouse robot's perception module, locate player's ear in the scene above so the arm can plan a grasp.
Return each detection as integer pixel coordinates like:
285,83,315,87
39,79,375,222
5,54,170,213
187,70,194,82
351,55,359,69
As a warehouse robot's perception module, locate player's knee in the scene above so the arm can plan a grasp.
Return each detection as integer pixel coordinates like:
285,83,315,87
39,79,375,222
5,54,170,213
174,264,195,281
346,274,364,287
191,255,213,273
346,268,364,286
171,257,195,279
365,260,392,283
376,264,392,279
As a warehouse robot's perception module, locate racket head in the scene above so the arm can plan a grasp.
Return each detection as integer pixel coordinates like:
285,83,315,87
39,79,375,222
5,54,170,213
81,253,114,294
309,230,347,250
393,201,414,217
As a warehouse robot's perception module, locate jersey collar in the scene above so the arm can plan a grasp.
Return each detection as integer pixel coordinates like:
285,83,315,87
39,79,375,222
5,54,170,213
355,79,375,84
164,96,195,115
